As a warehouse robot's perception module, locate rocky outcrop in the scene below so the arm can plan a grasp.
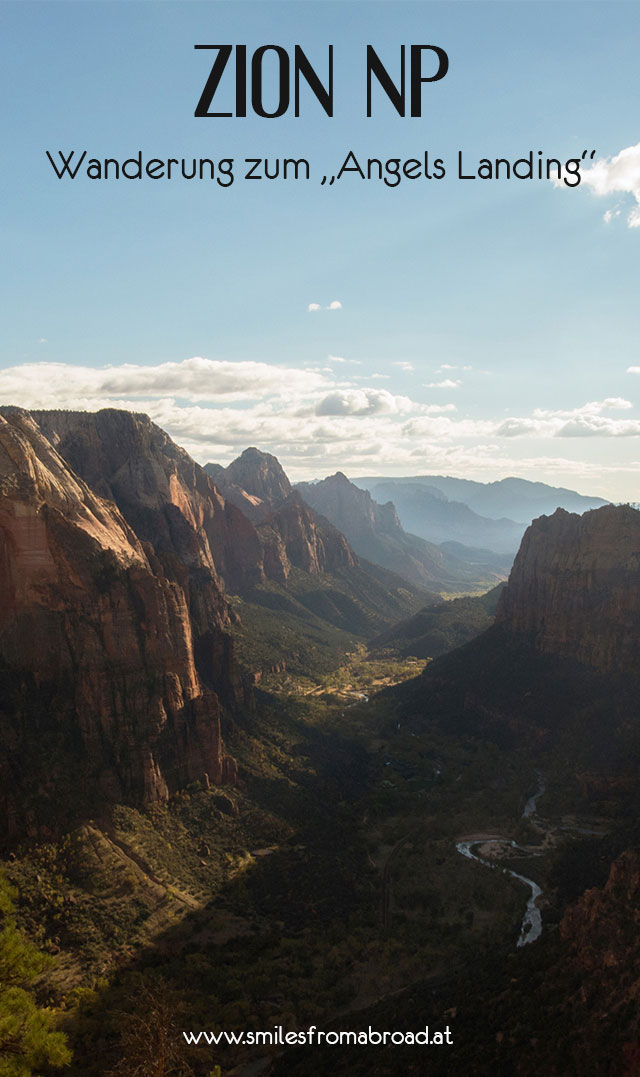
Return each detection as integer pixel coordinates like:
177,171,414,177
560,849,640,967
0,408,238,846
32,408,270,602
514,850,640,1075
207,450,357,577
297,472,403,543
256,492,356,576
208,446,292,505
496,505,640,674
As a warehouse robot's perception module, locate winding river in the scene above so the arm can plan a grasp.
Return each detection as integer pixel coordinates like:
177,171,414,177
456,773,545,948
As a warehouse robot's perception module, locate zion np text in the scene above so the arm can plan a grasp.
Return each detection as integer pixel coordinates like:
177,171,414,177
193,45,449,118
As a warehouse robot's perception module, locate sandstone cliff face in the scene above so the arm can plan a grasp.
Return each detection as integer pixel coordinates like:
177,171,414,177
0,409,237,846
32,408,268,601
207,450,357,577
256,492,356,576
297,472,404,543
214,446,293,504
496,505,640,674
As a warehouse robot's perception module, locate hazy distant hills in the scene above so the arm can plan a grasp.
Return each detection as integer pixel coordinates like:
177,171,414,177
354,474,609,521
351,474,609,553
357,480,523,554
295,471,510,592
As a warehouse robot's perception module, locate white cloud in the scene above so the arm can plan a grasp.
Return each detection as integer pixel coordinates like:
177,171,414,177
308,300,342,311
1,356,638,493
0,357,330,408
627,366,640,374
496,399,639,439
495,418,543,438
371,373,391,380
577,142,640,229
328,354,346,363
315,388,414,416
425,378,462,389
393,361,414,372
37,338,48,345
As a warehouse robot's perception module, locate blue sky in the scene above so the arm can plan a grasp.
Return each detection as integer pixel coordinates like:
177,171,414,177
1,1,640,498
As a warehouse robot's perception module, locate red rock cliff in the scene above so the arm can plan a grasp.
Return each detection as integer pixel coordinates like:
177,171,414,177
496,505,640,674
0,409,237,846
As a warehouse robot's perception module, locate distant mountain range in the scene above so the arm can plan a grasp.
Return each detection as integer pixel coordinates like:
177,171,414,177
295,471,510,591
350,474,609,553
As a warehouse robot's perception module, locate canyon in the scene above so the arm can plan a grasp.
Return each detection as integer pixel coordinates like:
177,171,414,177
1,407,639,1077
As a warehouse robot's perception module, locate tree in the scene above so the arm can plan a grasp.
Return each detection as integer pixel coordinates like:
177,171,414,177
0,872,71,1075
104,977,194,1077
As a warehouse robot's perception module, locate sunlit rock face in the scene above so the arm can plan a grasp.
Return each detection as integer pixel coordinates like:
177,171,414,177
207,450,357,577
0,408,239,846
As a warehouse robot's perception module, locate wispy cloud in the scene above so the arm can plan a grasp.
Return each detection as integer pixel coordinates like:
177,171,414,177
426,378,462,389
576,142,640,228
328,354,362,366
496,398,639,438
393,361,414,372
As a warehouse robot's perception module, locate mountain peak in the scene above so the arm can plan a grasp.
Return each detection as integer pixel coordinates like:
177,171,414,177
218,447,292,504
326,470,352,486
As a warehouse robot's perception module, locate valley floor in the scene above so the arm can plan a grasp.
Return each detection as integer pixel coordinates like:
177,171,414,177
3,650,625,1076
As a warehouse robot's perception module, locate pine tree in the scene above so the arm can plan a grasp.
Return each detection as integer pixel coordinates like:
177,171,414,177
0,872,71,1075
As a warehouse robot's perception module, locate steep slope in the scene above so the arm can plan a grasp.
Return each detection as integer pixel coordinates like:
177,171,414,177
372,584,505,659
296,472,506,593
206,450,436,676
398,503,640,804
497,504,640,675
206,452,356,577
207,446,292,506
0,408,237,847
32,408,271,601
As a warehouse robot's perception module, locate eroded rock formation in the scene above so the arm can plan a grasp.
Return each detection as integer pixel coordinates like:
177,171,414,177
0,409,238,845
496,505,640,674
